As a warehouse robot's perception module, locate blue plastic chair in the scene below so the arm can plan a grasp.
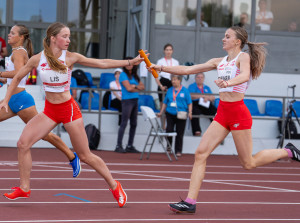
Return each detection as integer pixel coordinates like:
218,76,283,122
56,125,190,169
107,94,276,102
138,95,159,113
244,99,264,116
70,77,77,96
292,101,300,117
99,73,115,89
85,72,97,88
265,100,282,117
214,98,220,108
80,91,100,110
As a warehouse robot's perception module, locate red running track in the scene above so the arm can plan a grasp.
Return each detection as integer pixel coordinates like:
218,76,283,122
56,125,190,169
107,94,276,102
0,147,299,223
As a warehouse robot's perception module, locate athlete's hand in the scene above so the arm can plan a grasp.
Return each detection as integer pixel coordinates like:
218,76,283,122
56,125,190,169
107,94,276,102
131,51,149,65
214,79,229,88
147,63,161,73
0,101,8,113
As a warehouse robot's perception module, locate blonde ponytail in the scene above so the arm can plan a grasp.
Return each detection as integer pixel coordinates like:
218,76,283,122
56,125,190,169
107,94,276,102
43,22,67,73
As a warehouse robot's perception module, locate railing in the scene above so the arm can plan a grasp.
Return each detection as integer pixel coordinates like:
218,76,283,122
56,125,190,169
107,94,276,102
55,87,300,137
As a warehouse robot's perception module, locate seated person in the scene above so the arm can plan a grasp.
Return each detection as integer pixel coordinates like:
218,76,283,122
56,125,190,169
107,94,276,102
255,0,273,31
110,68,123,125
187,12,208,27
234,12,251,30
188,72,217,136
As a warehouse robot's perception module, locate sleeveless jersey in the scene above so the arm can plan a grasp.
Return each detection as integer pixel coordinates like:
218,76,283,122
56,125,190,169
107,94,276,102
217,52,251,94
5,47,29,88
37,50,71,92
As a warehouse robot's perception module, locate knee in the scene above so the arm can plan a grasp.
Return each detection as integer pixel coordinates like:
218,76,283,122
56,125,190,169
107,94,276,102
42,132,55,142
194,147,209,163
77,151,92,164
17,138,31,151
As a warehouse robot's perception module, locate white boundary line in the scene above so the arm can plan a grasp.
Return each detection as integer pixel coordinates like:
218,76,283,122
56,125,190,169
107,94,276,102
0,201,299,204
0,218,300,222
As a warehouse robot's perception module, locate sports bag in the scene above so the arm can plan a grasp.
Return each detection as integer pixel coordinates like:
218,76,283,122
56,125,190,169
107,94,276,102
72,69,89,86
85,124,100,150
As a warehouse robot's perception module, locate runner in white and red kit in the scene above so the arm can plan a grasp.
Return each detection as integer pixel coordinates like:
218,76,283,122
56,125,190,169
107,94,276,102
0,22,145,207
148,26,300,214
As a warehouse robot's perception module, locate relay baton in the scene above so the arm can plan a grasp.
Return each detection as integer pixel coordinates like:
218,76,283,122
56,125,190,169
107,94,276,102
138,49,159,78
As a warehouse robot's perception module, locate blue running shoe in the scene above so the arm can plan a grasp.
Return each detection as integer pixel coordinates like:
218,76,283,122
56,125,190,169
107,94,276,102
69,152,81,178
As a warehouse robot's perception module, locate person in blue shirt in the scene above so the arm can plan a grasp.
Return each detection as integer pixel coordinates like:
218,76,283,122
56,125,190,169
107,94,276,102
158,75,192,157
115,57,145,153
188,73,217,136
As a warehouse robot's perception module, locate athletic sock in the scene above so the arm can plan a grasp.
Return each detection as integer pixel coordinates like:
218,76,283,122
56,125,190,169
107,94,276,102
284,148,293,158
185,197,197,205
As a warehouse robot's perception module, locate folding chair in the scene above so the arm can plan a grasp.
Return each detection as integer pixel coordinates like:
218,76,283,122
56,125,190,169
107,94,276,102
140,106,177,162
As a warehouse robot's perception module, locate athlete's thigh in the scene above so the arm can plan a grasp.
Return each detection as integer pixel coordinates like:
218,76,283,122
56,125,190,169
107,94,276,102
231,129,253,161
20,112,58,146
63,118,89,154
0,99,16,121
197,121,229,155
17,106,39,123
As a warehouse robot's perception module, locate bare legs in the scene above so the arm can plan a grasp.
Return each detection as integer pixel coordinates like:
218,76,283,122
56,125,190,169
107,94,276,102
64,118,117,189
17,106,75,161
186,121,289,200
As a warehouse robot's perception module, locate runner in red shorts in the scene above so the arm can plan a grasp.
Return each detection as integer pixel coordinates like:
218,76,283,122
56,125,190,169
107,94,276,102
0,22,145,207
148,26,300,213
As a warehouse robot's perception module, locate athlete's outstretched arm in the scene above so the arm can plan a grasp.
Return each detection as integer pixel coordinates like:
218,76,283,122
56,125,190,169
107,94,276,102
149,58,222,76
67,52,144,69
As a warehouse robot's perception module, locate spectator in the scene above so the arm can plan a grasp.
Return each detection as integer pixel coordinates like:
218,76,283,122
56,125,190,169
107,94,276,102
234,12,251,30
187,12,208,27
287,21,297,32
188,73,217,136
157,75,192,157
0,36,8,69
156,43,179,128
255,0,273,31
115,57,145,153
110,68,123,125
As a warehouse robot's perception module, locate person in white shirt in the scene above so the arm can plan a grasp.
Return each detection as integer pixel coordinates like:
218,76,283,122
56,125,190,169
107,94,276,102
155,43,179,104
109,68,122,125
255,0,273,31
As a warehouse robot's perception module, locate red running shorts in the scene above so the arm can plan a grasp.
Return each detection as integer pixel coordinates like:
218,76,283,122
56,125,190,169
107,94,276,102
214,99,252,131
43,97,82,124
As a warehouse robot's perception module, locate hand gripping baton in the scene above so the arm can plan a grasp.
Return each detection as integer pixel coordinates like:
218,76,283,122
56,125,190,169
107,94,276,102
138,49,158,78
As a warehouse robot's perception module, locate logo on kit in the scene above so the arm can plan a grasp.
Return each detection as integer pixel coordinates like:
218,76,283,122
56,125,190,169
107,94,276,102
233,123,240,128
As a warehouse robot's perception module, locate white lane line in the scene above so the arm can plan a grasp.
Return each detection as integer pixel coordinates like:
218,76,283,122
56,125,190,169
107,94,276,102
1,178,300,183
1,161,300,170
0,218,300,223
0,219,299,223
0,188,299,192
0,201,299,204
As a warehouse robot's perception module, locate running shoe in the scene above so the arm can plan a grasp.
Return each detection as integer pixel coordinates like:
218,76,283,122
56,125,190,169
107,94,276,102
3,187,31,200
69,152,81,178
109,180,127,207
169,200,196,213
285,143,300,161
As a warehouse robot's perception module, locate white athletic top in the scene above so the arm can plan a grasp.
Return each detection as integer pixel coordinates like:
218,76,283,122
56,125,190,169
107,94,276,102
109,81,122,100
217,52,251,94
37,50,71,92
156,57,179,80
5,47,29,88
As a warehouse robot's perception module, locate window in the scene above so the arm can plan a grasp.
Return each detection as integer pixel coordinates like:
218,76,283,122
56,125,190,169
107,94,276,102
155,0,197,26
13,0,57,22
0,0,6,24
67,0,101,30
256,0,300,32
201,0,252,28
